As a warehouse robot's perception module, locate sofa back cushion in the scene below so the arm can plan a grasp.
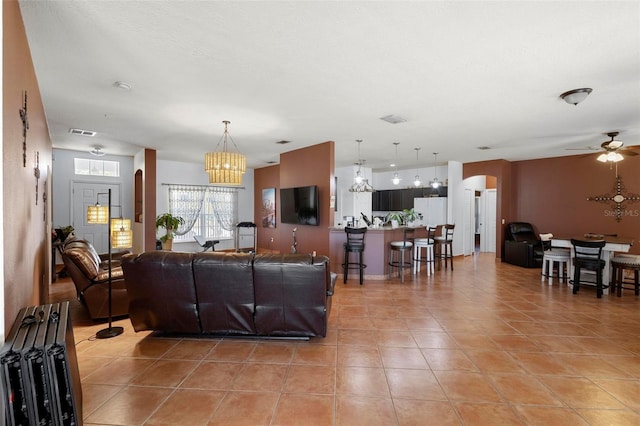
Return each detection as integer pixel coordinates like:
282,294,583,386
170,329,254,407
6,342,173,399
507,222,538,243
192,252,256,335
252,254,329,337
63,239,101,279
121,251,200,333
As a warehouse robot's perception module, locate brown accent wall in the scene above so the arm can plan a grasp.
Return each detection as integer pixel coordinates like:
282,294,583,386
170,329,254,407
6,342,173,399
144,149,157,251
254,165,280,252
254,142,335,256
511,155,639,254
3,0,53,332
465,155,640,258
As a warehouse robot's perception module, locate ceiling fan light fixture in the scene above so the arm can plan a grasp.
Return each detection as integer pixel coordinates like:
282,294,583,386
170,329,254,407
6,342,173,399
560,88,592,105
597,152,624,163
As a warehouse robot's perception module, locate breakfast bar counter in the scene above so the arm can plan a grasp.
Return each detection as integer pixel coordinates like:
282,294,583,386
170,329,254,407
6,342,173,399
329,226,428,280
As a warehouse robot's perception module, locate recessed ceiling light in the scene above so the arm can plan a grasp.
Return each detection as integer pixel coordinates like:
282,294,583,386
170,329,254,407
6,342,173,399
69,128,96,137
380,114,407,124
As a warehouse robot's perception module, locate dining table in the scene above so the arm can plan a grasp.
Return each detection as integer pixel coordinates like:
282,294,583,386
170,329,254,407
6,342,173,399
551,235,634,294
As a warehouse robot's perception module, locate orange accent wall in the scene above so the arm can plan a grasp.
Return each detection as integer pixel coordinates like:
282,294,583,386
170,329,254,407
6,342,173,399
254,142,335,256
4,0,53,332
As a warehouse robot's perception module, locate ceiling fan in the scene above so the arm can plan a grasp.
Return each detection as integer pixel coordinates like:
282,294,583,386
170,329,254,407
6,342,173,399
567,132,638,162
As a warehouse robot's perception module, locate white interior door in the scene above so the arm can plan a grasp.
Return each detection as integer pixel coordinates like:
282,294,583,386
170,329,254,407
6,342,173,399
72,181,121,254
480,189,497,253
463,188,474,256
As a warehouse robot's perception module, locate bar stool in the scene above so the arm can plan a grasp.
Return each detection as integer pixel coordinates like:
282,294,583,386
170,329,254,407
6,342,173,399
539,233,570,285
434,224,455,270
413,226,437,276
610,254,640,297
388,228,414,283
343,227,367,285
571,238,606,298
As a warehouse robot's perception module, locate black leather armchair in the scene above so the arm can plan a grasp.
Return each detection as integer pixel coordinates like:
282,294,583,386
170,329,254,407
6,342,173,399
504,222,543,268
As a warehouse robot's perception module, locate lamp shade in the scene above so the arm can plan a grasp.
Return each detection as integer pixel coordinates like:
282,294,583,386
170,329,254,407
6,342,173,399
87,205,109,224
204,121,246,185
110,218,131,233
112,228,133,249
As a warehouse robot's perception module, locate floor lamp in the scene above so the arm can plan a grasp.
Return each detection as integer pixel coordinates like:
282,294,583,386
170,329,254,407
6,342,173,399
87,188,133,339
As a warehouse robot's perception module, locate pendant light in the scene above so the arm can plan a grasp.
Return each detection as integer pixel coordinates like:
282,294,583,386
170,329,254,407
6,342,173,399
204,120,247,185
349,139,374,192
413,147,421,187
430,152,441,189
354,139,364,184
391,142,401,185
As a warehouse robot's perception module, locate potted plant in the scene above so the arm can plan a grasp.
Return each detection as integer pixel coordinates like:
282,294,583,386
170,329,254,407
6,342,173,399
402,208,418,226
385,211,404,228
155,213,184,251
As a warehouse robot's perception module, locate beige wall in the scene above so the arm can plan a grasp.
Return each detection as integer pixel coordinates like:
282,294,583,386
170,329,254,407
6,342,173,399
3,0,53,335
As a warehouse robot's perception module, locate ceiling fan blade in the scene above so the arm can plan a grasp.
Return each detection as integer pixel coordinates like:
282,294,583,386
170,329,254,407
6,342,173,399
565,147,599,151
621,150,638,157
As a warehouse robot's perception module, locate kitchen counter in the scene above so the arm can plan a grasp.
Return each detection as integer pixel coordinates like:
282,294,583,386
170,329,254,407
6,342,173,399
329,226,429,280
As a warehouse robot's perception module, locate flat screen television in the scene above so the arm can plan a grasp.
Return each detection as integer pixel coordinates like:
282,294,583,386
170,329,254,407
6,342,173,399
280,185,319,226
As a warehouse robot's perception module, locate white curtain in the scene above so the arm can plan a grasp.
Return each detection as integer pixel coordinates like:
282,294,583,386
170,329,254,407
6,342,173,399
168,185,206,236
166,184,238,236
207,187,237,232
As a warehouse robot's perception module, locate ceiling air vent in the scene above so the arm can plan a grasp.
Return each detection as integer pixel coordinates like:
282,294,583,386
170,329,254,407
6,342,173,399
380,115,406,124
69,128,96,137
276,140,291,145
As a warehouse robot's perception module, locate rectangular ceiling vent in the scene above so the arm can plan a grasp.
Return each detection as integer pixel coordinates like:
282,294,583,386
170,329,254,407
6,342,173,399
69,128,96,137
380,114,407,124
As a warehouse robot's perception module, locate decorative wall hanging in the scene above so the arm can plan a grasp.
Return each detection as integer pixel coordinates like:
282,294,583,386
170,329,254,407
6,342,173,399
261,188,276,228
34,151,40,205
587,175,640,222
20,91,29,167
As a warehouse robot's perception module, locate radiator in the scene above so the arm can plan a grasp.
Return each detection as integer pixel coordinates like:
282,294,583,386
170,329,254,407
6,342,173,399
1,302,82,426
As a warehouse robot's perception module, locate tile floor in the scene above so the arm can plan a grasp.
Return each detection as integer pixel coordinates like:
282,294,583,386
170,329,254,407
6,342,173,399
49,253,640,425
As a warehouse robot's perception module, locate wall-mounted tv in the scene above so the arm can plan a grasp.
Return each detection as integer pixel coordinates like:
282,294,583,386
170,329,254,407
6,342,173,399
280,185,319,226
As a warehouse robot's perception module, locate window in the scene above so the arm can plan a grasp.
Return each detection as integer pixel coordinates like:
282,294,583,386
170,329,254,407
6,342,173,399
167,185,238,242
74,158,120,177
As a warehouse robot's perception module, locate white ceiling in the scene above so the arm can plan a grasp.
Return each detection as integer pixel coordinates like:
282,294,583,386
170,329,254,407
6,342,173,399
19,1,640,172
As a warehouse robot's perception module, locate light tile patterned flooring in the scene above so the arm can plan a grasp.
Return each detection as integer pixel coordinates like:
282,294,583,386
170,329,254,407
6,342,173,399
50,253,640,425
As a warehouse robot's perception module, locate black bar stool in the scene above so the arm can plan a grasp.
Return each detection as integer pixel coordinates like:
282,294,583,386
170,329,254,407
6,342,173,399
435,224,455,270
611,254,640,297
388,228,414,283
343,227,367,285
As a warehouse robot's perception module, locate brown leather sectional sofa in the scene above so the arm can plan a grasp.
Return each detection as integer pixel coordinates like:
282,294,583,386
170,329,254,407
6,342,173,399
121,251,337,338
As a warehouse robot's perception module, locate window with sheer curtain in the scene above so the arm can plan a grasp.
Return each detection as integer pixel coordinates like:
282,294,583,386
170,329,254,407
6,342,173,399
166,185,238,242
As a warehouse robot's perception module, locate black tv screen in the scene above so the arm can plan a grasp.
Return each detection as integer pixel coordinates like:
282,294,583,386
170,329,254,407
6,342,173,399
280,185,319,226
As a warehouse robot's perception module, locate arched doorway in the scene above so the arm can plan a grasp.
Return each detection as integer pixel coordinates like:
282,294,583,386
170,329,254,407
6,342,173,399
462,175,497,256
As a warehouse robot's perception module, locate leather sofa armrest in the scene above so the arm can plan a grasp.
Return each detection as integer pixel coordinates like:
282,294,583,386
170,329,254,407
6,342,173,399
327,272,337,296
99,250,132,266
